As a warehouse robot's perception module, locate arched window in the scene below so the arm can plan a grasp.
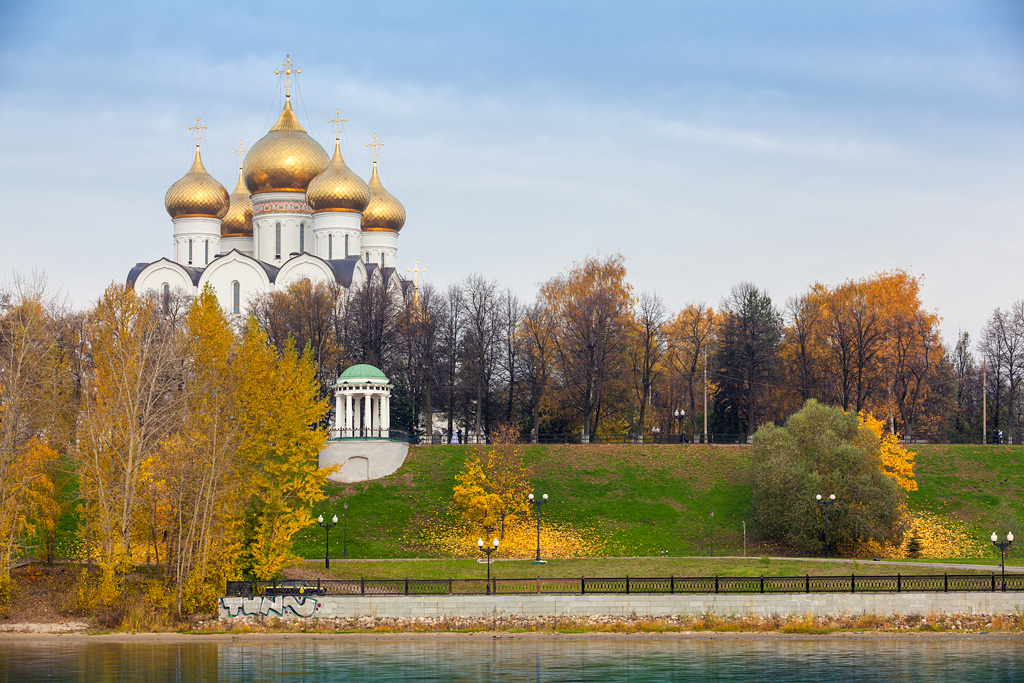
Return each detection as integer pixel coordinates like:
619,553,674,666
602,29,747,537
299,222,305,254
275,222,282,259
232,281,240,314
380,252,385,267
365,252,370,264
204,240,209,265
162,283,170,313
344,233,349,258
188,239,193,265
328,233,333,259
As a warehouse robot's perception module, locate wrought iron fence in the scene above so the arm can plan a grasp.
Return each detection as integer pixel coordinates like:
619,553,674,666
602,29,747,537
408,432,1013,446
226,572,1024,597
327,428,409,442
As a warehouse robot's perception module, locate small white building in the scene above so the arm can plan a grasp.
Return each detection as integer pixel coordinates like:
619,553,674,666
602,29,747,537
319,364,409,483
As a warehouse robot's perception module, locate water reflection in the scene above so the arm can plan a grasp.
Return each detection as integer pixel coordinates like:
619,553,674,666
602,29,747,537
1,638,1022,682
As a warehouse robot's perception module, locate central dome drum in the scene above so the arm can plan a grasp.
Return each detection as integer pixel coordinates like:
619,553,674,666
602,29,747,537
243,98,329,195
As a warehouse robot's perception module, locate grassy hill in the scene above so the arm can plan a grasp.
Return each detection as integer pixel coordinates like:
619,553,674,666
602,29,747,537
293,443,1024,561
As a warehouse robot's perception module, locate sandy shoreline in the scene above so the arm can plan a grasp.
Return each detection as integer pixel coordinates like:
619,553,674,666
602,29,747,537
2,630,1023,644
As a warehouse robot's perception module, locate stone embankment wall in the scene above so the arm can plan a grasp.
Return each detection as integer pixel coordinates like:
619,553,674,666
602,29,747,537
219,593,1024,620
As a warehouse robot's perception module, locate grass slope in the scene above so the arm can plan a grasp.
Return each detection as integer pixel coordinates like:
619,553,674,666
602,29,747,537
294,443,1024,561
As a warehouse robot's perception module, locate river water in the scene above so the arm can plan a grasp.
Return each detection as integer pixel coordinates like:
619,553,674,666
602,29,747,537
2,637,1022,682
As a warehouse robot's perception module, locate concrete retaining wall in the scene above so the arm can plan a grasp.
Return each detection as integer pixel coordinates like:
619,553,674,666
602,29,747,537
319,441,408,482
219,593,1024,620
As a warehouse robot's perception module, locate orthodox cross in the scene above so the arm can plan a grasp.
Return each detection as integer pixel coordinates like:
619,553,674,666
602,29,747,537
275,55,301,97
328,110,347,141
188,116,207,148
366,134,384,162
232,140,247,168
406,260,426,288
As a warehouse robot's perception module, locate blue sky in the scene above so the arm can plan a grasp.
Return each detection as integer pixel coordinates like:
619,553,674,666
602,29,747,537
0,0,1021,343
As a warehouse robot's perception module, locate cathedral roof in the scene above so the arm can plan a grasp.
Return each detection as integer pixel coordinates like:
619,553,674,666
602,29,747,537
361,161,406,232
243,98,329,195
164,148,230,219
306,139,370,213
221,167,253,237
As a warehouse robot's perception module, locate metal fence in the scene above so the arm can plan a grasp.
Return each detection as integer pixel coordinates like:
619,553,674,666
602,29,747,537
409,433,1013,446
227,573,1024,597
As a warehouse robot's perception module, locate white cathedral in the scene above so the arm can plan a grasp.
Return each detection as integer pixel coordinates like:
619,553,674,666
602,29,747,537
128,59,411,311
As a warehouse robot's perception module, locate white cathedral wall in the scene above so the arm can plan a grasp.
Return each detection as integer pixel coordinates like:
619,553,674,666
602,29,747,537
198,255,272,314
359,230,399,268
134,262,195,297
252,192,312,264
311,211,361,260
172,216,222,268
276,256,338,291
220,235,253,256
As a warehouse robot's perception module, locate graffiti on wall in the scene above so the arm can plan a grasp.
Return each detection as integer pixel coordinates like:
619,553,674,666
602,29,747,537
219,595,320,618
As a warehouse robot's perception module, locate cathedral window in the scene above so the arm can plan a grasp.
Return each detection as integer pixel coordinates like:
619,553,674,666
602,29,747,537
299,222,305,254
162,283,170,313
232,281,240,314
328,233,333,259
204,240,209,265
275,222,282,259
365,252,369,264
188,239,193,265
380,253,385,267
344,234,349,257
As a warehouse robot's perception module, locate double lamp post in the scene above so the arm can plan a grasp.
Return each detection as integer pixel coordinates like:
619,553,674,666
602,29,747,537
317,501,348,568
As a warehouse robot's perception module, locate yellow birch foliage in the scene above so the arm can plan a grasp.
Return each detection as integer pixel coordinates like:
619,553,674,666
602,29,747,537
453,458,503,531
857,412,917,492
452,425,532,537
235,320,331,580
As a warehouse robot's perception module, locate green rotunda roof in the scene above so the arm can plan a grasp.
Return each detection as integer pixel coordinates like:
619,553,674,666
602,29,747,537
337,363,390,384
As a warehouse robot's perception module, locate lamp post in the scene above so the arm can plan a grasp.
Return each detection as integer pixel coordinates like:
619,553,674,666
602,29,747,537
674,408,685,443
528,493,549,564
709,510,714,557
816,494,836,558
317,514,338,569
342,501,348,558
477,537,499,591
991,532,1014,591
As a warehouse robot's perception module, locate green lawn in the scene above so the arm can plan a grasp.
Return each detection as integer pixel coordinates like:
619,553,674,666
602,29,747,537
292,443,1024,561
289,556,1009,580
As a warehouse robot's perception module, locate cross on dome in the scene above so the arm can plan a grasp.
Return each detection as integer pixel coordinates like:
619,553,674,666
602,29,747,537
406,260,426,288
366,133,384,162
189,116,208,148
231,140,248,168
274,55,301,98
328,110,347,141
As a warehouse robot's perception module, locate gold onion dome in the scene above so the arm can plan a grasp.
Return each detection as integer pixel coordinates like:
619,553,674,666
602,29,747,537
306,140,370,213
243,98,329,194
164,148,229,219
361,161,406,232
221,168,253,237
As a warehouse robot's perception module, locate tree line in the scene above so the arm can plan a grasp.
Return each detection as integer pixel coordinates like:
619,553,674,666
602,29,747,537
253,255,1012,444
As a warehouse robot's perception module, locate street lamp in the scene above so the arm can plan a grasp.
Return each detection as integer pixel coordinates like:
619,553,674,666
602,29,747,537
317,514,339,569
709,510,714,557
816,494,836,558
528,493,549,564
674,408,686,443
477,537,499,590
342,501,349,558
991,531,1014,591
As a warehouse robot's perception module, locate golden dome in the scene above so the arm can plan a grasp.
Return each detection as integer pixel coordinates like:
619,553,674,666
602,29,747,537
221,167,253,237
243,98,329,195
361,161,406,232
164,147,229,219
306,139,370,213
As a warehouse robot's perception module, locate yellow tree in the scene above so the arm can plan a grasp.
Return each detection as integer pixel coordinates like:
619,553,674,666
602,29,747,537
234,320,331,580
452,424,532,538
75,284,182,599
857,412,917,492
537,254,635,441
0,283,74,598
663,303,716,436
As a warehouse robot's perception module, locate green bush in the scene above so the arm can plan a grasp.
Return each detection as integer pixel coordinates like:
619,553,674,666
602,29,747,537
750,400,906,555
